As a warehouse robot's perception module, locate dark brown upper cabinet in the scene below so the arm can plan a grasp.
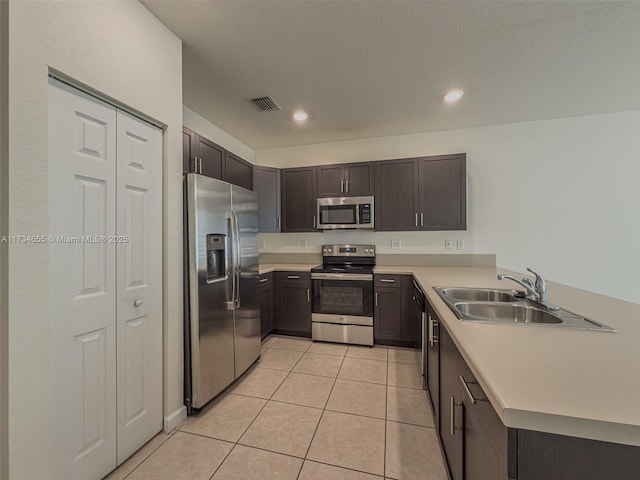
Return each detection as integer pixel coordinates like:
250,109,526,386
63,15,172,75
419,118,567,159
375,153,466,231
281,167,317,232
182,126,253,190
317,162,374,197
418,154,466,230
224,151,253,190
254,166,281,233
183,127,196,174
375,158,419,231
195,134,224,180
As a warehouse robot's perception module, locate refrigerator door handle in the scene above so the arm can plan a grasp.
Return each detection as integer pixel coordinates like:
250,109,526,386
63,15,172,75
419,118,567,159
227,214,236,310
232,211,241,309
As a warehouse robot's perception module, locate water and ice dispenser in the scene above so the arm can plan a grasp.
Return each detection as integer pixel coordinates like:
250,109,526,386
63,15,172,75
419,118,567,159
206,234,226,281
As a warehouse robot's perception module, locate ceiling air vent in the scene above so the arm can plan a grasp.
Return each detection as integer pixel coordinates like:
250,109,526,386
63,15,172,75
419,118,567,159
249,95,281,112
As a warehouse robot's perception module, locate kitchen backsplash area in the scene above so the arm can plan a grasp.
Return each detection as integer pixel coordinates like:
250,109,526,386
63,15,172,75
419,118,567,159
259,230,475,255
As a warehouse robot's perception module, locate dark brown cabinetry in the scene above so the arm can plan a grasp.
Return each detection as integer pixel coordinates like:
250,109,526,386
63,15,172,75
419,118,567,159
274,271,311,337
426,302,441,430
224,151,253,190
373,275,418,347
182,126,253,189
259,273,274,339
317,162,374,197
432,316,639,480
459,358,509,480
418,154,466,230
281,167,317,232
375,159,418,231
375,154,466,231
439,326,464,480
254,166,281,233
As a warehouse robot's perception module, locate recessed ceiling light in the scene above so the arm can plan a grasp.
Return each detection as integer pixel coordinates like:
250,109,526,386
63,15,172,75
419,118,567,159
443,89,464,103
293,111,309,122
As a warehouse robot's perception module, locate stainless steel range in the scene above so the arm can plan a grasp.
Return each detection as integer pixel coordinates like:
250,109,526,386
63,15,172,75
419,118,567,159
311,244,375,346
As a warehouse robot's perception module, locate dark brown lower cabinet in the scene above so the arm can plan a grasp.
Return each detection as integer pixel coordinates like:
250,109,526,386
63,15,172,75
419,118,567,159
434,319,640,480
439,326,464,480
259,273,274,339
273,271,311,337
373,275,417,347
426,302,440,430
459,355,509,480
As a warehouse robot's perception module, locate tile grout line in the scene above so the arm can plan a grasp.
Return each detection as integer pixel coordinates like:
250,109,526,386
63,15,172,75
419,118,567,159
207,337,312,480
120,430,176,480
295,346,349,480
207,442,238,480
384,356,389,479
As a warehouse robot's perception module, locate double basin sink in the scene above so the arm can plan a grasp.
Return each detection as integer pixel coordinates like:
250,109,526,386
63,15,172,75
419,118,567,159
433,287,616,332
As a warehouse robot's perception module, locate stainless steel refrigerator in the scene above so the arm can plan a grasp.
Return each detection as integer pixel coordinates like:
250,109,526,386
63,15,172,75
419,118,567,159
184,173,260,412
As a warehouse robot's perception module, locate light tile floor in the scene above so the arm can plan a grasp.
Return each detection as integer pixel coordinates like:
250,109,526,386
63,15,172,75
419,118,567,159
105,335,448,480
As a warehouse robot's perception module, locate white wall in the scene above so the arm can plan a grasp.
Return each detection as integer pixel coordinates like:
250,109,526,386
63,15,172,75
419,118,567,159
256,112,640,304
0,1,8,477
184,106,255,163
8,2,183,478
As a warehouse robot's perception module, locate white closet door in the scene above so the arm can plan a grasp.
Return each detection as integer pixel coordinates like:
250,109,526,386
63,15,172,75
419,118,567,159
49,79,118,479
115,110,163,463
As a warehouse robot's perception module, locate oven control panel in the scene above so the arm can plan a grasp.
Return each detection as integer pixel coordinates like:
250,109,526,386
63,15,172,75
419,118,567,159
321,244,376,257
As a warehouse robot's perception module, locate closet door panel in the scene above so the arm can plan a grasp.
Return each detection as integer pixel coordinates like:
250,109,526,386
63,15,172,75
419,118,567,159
49,78,118,480
115,111,163,464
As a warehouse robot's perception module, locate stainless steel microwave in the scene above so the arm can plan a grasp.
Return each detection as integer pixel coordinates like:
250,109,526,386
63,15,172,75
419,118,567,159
316,196,374,230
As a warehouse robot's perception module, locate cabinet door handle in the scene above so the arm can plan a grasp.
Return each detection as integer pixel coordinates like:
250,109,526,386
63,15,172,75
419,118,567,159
287,275,300,279
428,315,434,347
313,216,316,229
450,396,455,435
450,396,463,435
277,217,281,229
420,212,424,227
379,278,395,283
460,375,486,404
198,157,203,173
340,180,344,193
259,278,268,283
415,213,418,227
345,180,349,192
307,288,310,302
375,292,379,306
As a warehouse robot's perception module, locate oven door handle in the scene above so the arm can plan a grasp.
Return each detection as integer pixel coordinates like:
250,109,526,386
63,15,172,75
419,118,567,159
311,273,373,281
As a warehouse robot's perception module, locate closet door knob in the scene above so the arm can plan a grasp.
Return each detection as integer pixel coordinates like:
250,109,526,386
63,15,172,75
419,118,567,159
134,299,142,307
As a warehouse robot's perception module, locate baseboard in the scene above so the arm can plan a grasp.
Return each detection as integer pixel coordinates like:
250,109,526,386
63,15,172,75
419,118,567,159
164,405,187,432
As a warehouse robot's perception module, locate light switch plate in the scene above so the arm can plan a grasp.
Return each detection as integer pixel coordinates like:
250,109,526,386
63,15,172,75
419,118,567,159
445,239,454,249
391,240,401,250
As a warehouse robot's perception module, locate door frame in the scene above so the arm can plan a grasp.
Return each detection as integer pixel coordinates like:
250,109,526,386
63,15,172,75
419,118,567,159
48,75,166,472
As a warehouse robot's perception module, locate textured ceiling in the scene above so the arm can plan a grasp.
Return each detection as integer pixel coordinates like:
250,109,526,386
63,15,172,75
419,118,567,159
143,1,640,149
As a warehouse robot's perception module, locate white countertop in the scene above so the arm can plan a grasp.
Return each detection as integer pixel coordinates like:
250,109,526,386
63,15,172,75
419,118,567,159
259,263,318,274
258,263,640,446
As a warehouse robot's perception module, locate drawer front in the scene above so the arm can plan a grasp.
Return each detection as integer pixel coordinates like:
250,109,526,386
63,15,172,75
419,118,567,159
258,272,272,286
374,274,406,287
275,271,311,286
312,322,373,346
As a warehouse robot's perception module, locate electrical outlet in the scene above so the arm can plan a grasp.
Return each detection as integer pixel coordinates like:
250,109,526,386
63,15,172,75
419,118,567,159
301,239,307,248
445,239,453,249
391,240,401,250
260,239,266,249
457,239,464,250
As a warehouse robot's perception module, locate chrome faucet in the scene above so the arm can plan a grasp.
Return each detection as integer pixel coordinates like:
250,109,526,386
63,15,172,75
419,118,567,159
498,267,547,306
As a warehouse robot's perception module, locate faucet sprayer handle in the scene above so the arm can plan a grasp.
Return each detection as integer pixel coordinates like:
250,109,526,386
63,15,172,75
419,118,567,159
526,268,546,293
